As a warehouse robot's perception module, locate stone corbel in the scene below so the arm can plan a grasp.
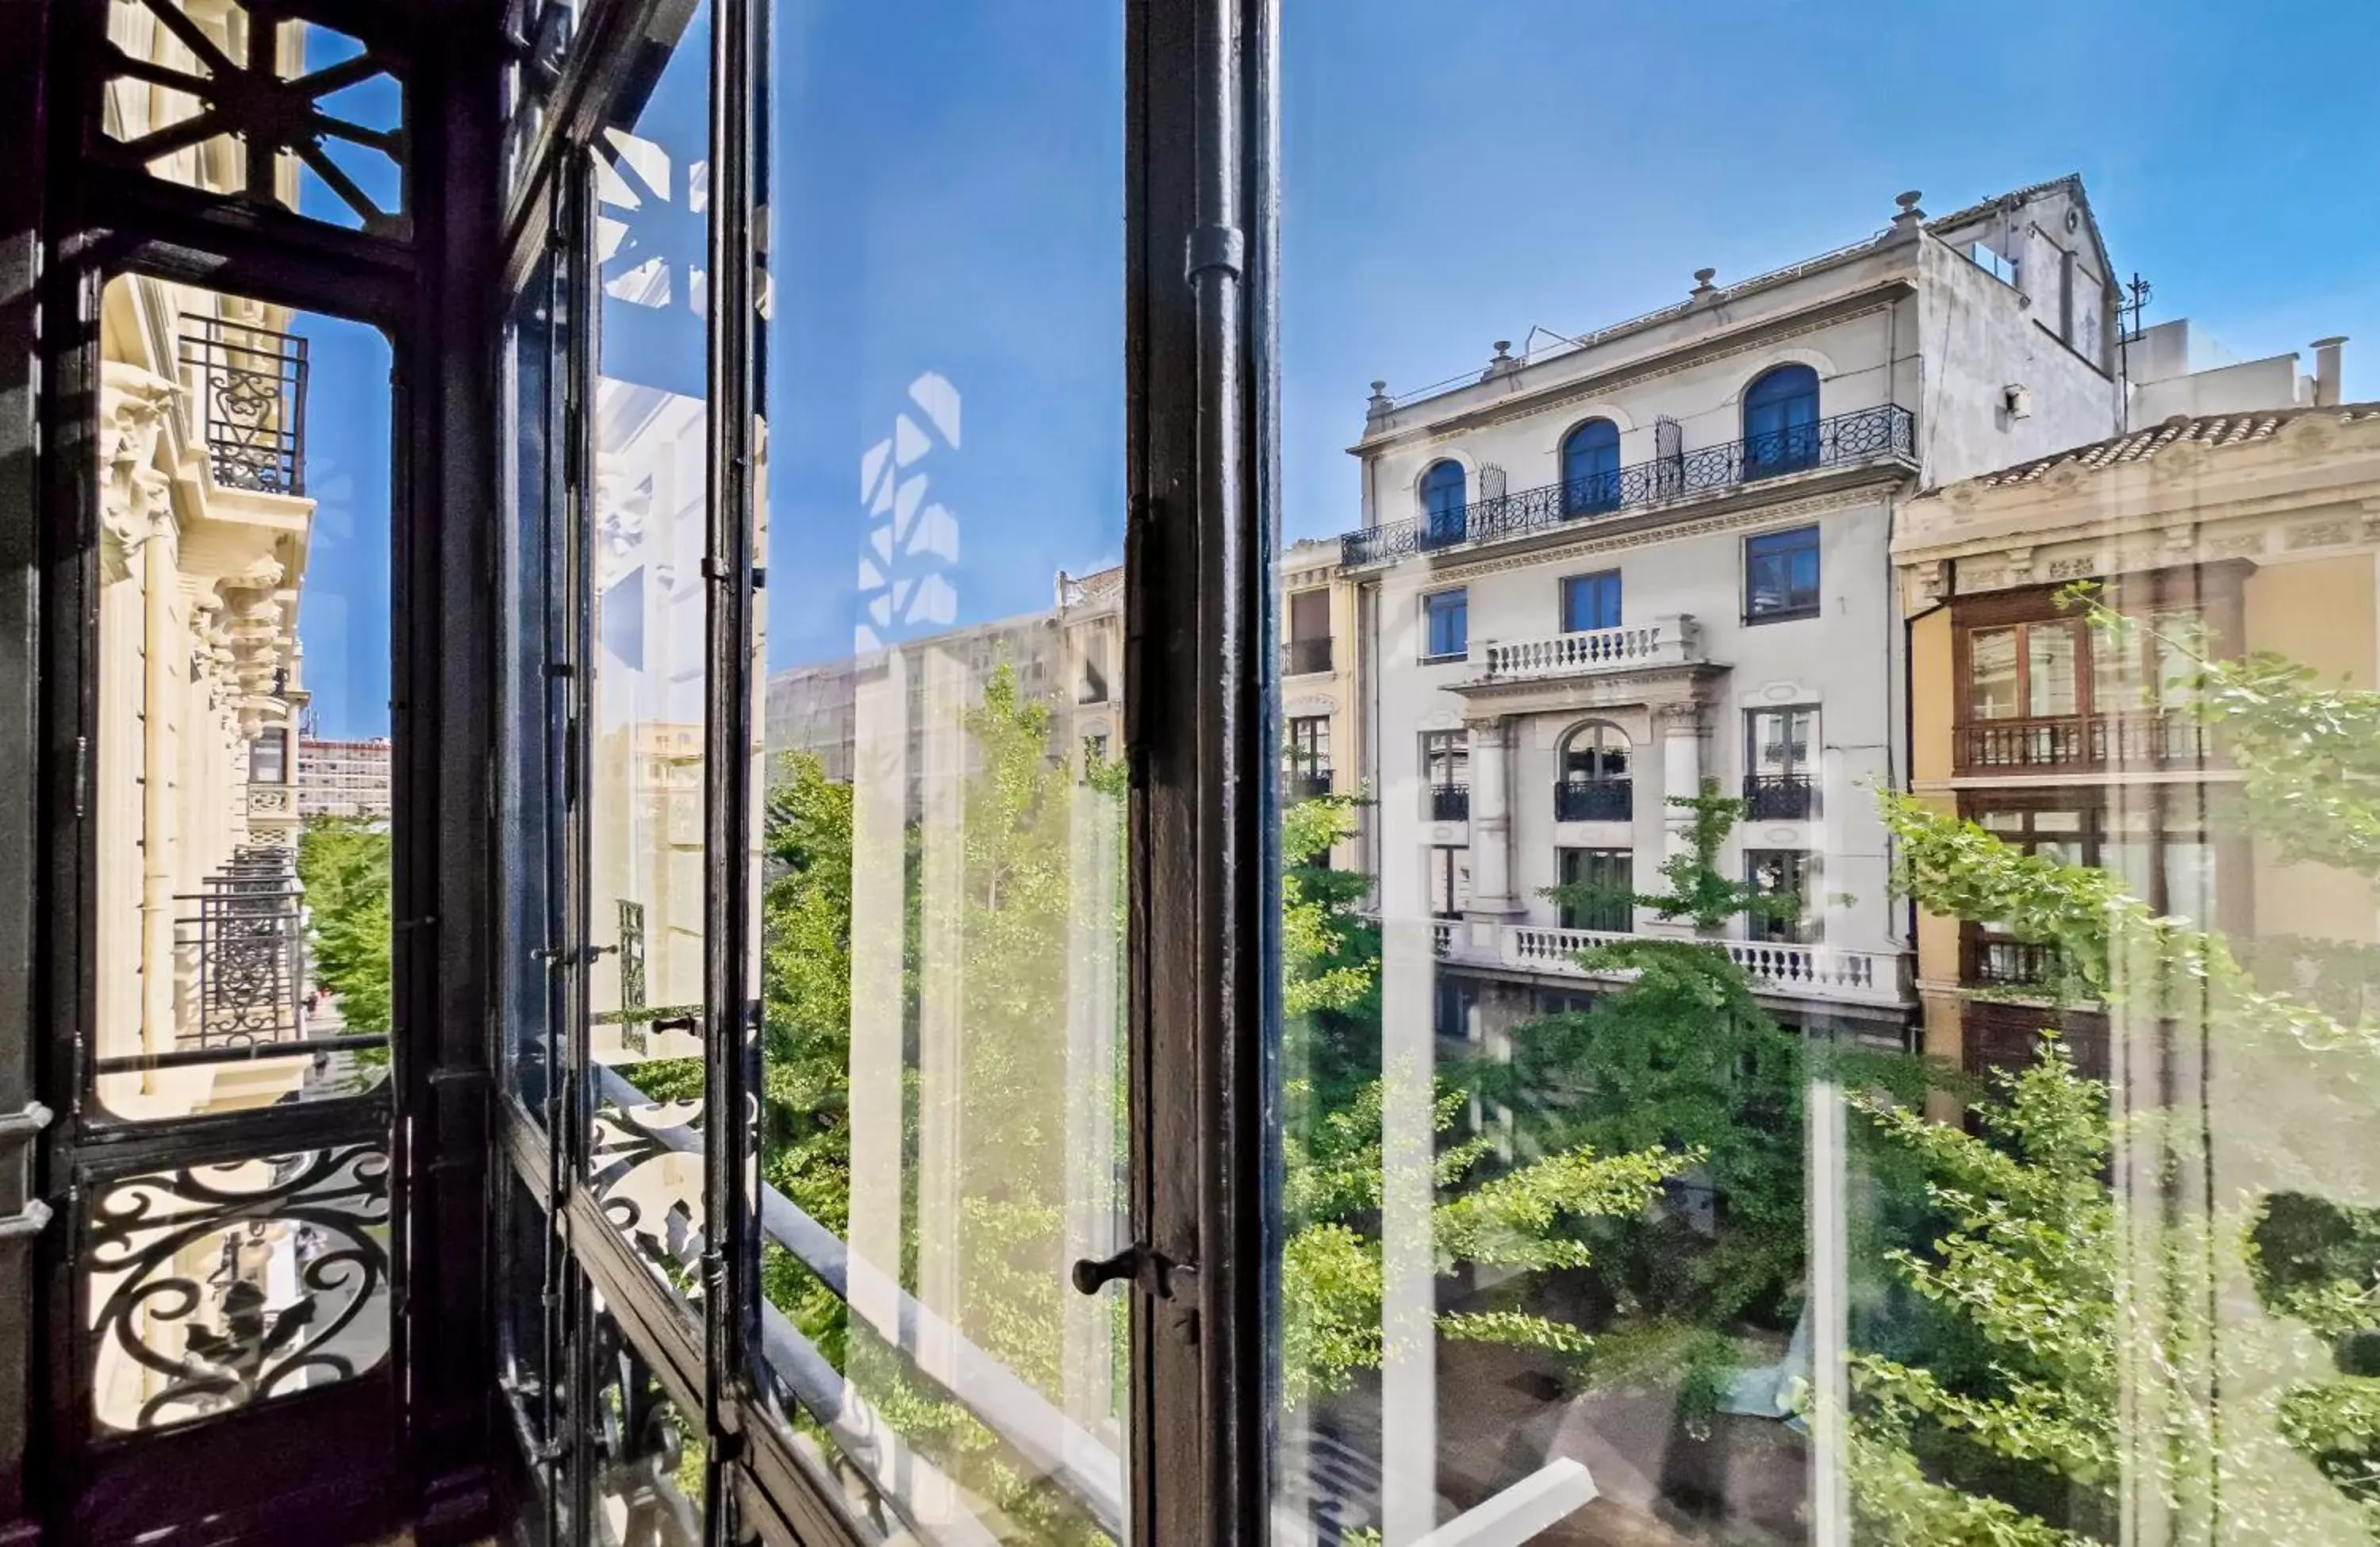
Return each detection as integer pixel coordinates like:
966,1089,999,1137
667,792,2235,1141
98,362,181,552
2002,545,2036,586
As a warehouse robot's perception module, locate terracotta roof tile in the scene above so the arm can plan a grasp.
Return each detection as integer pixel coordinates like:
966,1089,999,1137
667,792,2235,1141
1967,404,2380,489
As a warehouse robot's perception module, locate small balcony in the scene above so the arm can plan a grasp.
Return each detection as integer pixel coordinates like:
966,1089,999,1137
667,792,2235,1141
1472,615,1700,683
1342,403,1916,568
1284,636,1334,675
1497,923,1910,1007
1742,773,1814,820
1430,784,1470,821
1553,779,1631,822
1286,769,1334,802
1954,710,2211,776
180,317,309,497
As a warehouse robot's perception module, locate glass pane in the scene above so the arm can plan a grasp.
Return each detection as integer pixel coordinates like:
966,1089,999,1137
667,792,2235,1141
90,276,393,1121
1970,627,2019,719
583,2,713,1305
501,252,563,1123
1272,10,2379,1544
749,3,1130,1541
2027,620,2081,716
588,1289,704,1545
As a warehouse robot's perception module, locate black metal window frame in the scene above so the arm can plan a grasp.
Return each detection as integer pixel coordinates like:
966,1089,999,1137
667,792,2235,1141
1744,847,1818,944
1745,704,1818,820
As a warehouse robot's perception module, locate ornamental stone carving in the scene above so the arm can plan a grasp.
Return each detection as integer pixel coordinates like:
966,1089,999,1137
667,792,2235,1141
98,363,180,552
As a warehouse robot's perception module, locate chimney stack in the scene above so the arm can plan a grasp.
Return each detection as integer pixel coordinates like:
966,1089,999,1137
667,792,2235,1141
2312,336,2347,408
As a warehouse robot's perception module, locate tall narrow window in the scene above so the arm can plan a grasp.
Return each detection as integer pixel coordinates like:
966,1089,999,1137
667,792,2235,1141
1286,586,1332,674
1745,848,1815,942
1746,706,1817,818
1559,847,1633,931
1423,729,1469,821
1560,418,1622,514
1556,721,1632,820
1743,362,1821,476
1430,846,1473,919
1419,459,1467,546
1422,587,1468,660
1561,569,1622,632
1286,715,1332,798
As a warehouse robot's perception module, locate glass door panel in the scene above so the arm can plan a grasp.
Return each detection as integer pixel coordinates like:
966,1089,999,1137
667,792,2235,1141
747,4,1130,1539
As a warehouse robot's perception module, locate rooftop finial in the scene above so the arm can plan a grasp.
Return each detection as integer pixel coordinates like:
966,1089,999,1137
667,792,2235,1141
1691,267,1718,300
1891,190,1926,236
1481,340,1522,382
1365,378,1394,429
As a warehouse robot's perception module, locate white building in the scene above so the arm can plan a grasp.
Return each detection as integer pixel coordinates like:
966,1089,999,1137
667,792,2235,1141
1345,178,2129,1049
296,735,393,821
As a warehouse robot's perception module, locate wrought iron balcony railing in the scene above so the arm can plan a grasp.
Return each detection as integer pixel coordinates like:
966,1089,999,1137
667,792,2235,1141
1742,773,1815,820
1955,710,2209,775
175,846,305,1049
1286,770,1334,802
1284,636,1334,675
1342,403,1915,568
180,317,309,497
1554,779,1631,822
1430,783,1470,821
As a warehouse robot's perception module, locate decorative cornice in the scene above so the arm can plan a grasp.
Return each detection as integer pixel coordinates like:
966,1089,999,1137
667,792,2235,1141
1364,295,1905,456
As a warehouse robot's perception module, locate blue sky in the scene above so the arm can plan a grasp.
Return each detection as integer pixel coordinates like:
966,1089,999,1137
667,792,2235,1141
294,0,2380,691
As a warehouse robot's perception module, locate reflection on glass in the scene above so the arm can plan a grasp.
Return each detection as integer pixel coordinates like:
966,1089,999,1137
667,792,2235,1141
582,2,714,1307
90,275,393,1122
1270,14,2380,1538
747,5,1130,1540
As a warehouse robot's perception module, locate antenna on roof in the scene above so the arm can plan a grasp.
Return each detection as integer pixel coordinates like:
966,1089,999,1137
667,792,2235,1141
2117,272,2153,339
2116,272,2154,433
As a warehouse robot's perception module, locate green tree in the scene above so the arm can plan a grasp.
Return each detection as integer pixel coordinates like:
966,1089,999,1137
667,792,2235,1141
1276,784,1698,1407
295,815,392,1035
1857,584,2380,1540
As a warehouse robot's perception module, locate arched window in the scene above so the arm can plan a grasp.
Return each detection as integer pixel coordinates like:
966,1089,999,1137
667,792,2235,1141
1419,459,1467,546
1554,721,1631,821
1743,363,1821,477
1560,419,1622,515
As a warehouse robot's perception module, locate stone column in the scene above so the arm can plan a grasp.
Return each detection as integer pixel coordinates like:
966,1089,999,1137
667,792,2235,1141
1465,713,1518,919
1657,699,1706,864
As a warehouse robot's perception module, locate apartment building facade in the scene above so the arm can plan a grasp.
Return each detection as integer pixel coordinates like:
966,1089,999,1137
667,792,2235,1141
296,735,394,820
1345,178,2129,1044
1895,395,2380,1083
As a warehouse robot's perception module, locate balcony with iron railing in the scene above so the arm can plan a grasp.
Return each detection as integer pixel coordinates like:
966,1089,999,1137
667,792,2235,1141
1553,779,1631,822
1955,710,2213,776
1342,403,1916,569
1742,773,1815,820
1430,783,1470,821
1287,769,1334,802
181,317,310,497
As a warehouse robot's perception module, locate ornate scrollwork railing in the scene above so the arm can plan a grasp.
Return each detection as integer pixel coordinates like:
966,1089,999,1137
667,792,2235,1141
175,847,306,1050
85,1143,390,1432
180,318,309,497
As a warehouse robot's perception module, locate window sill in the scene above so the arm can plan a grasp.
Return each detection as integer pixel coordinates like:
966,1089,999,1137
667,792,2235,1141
1742,608,1820,627
1418,651,1468,666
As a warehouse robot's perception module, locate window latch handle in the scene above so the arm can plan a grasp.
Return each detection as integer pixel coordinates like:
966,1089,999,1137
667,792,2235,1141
1071,1242,1192,1299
